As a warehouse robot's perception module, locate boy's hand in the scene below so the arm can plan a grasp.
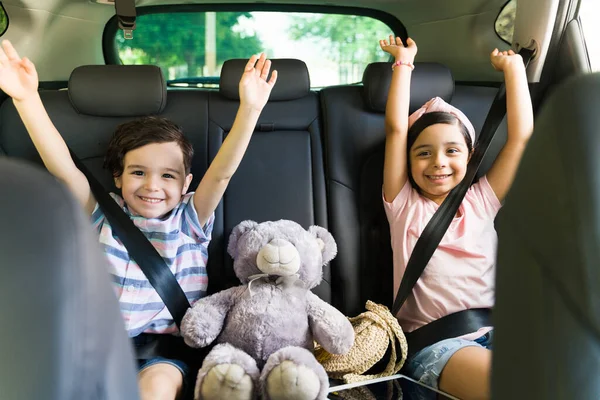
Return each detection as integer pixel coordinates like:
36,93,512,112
490,48,524,72
0,40,39,102
239,53,278,112
379,36,417,63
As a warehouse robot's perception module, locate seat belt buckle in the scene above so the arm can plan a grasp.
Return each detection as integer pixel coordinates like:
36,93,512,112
114,0,136,40
118,17,135,40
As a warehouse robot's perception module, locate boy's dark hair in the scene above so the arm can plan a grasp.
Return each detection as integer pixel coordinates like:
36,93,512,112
104,116,194,177
406,111,474,190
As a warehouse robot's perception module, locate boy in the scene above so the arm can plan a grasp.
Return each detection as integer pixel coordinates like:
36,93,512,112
0,39,277,399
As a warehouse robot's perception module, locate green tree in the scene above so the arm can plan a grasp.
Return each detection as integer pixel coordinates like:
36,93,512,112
116,12,263,79
0,5,7,34
495,0,517,43
289,14,391,83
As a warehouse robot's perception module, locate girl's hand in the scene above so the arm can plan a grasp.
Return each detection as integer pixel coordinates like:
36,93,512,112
0,40,39,102
239,53,278,112
490,48,524,72
379,36,417,63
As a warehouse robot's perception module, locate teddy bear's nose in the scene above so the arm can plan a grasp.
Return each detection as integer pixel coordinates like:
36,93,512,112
256,239,301,276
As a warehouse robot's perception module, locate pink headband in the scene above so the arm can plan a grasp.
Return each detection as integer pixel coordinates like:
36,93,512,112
408,97,476,144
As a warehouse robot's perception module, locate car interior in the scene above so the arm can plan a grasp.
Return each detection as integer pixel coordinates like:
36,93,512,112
0,0,598,398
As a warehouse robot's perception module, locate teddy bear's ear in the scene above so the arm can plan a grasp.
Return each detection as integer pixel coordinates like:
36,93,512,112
227,220,258,258
308,225,337,264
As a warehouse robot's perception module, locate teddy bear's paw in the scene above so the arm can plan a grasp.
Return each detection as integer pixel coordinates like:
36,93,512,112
265,360,321,400
199,363,254,400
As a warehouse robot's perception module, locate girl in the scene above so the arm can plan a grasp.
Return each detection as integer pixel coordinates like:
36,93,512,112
0,39,277,400
380,35,533,399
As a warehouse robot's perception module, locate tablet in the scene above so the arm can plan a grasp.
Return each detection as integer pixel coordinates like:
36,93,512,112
328,374,459,400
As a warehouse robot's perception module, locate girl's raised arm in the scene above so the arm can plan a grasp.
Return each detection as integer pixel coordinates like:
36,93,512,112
486,49,534,202
382,36,417,202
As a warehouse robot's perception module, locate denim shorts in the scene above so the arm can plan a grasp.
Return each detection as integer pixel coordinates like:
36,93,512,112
133,335,190,381
404,330,493,390
137,356,189,377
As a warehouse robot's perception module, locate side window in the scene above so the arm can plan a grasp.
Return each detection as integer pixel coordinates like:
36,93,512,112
495,0,517,44
114,11,393,87
579,0,600,71
0,3,8,36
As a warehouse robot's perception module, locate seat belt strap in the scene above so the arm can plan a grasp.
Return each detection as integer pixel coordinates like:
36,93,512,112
70,151,191,329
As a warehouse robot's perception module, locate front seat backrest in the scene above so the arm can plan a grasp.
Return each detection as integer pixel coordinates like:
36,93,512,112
493,72,600,399
0,158,139,400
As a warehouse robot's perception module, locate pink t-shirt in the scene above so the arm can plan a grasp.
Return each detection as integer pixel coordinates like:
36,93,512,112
383,176,501,334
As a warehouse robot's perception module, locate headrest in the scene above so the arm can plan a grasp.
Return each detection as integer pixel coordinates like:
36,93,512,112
68,65,167,117
362,62,454,113
220,58,310,101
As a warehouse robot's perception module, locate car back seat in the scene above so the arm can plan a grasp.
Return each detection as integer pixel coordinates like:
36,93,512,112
0,59,332,304
319,62,498,315
206,59,330,301
0,58,501,319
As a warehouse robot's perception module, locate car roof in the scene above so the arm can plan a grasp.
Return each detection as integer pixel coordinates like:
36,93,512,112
1,0,523,82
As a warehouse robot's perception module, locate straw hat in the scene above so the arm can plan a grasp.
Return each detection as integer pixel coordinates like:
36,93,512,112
315,301,407,383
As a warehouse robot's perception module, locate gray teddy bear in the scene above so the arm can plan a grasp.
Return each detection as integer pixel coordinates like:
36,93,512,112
181,219,355,400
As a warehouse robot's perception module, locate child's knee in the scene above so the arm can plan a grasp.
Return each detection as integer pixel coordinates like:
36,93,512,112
138,363,184,400
438,346,491,400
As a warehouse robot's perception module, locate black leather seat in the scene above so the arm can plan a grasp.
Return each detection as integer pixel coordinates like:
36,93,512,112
493,72,600,399
0,158,139,400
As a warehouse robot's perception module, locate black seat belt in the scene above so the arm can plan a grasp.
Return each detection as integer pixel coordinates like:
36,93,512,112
70,152,191,329
393,48,535,357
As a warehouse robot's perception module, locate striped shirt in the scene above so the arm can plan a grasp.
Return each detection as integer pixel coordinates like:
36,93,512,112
91,192,214,337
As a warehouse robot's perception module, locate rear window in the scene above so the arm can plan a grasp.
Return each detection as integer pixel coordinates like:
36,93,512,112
114,11,394,88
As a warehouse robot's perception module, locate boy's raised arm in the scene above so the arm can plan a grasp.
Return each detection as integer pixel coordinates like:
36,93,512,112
193,53,277,227
0,40,95,213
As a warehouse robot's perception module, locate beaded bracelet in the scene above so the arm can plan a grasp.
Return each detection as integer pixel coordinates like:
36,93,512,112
392,60,415,71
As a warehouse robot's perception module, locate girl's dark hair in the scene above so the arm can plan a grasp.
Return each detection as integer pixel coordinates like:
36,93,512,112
104,116,194,177
406,111,474,189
